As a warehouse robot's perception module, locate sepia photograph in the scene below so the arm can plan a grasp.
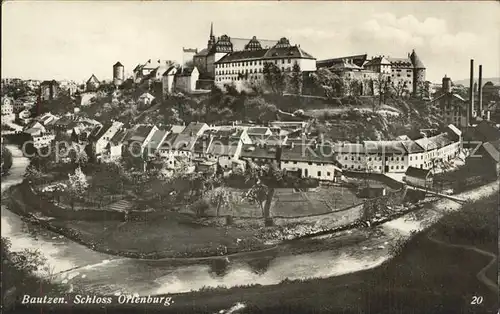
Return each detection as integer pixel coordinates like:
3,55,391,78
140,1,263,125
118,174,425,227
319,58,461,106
1,1,499,313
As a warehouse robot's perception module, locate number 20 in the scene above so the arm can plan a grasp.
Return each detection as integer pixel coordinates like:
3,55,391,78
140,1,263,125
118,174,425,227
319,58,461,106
471,296,483,305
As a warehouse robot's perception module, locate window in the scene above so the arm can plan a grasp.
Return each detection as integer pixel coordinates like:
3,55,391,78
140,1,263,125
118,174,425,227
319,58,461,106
293,161,297,164
327,172,331,176
317,171,321,176
410,156,412,161
391,166,394,169
288,59,291,64
308,162,312,165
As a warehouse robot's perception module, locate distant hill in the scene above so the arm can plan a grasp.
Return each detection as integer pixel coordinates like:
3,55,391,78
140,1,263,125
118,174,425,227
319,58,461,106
452,77,500,87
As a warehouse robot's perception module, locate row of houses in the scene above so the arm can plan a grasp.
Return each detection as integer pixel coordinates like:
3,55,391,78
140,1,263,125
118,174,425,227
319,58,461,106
75,119,461,182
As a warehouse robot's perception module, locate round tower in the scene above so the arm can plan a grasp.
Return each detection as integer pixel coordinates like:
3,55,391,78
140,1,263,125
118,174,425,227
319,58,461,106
410,49,426,96
113,61,124,86
442,75,452,93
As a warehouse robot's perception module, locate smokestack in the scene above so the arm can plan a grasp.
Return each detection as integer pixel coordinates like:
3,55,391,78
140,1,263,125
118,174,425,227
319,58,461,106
478,65,483,115
468,59,474,126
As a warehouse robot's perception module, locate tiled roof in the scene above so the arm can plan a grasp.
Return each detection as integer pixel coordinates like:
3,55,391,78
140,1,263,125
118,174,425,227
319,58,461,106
363,141,408,154
182,122,207,136
415,137,438,151
109,128,128,146
89,123,111,141
170,125,186,134
240,144,277,159
364,56,391,67
317,54,368,68
207,140,239,157
281,143,338,164
215,49,268,64
193,135,212,154
86,74,100,84
401,140,425,153
430,92,466,106
334,143,365,154
147,129,169,151
249,134,286,146
264,45,314,60
410,50,425,69
405,166,431,179
160,133,179,150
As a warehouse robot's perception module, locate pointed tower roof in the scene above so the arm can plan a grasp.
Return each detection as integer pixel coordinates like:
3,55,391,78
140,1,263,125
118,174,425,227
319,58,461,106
210,22,214,37
410,49,425,69
113,61,123,67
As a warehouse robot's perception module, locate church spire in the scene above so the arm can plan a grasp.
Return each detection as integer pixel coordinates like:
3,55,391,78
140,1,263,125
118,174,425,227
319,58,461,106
210,22,213,37
207,22,216,51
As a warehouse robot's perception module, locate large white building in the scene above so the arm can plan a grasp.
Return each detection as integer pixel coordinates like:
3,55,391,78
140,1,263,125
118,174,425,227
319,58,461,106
214,37,316,91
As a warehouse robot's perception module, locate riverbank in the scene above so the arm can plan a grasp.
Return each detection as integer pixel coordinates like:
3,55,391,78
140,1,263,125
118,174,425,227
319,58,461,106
5,178,443,261
17,193,498,314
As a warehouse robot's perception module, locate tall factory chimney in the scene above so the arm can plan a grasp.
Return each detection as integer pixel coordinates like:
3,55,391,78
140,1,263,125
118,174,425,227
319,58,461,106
478,65,483,116
468,59,474,126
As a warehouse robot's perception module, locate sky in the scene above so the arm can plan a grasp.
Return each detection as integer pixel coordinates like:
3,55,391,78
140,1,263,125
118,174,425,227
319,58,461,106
2,1,499,83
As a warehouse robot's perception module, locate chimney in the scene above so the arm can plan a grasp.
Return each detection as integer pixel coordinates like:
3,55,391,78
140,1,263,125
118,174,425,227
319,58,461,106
442,75,451,94
468,59,474,126
478,65,483,114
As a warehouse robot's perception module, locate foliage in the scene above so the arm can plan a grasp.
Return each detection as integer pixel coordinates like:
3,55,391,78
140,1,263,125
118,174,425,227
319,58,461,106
310,68,345,98
263,62,286,95
1,145,13,174
67,166,89,208
208,186,232,217
287,63,303,95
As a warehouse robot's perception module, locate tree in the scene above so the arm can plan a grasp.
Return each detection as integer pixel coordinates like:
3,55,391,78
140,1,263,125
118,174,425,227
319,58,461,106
263,62,286,95
2,237,50,308
374,73,390,110
67,166,89,209
208,186,232,217
287,63,303,95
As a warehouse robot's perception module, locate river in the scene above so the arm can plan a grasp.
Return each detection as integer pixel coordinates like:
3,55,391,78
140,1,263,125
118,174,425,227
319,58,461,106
1,144,498,296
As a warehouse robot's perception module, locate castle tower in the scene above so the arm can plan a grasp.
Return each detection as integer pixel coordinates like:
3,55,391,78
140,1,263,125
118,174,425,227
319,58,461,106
207,22,216,51
442,75,452,94
410,49,426,96
113,61,124,86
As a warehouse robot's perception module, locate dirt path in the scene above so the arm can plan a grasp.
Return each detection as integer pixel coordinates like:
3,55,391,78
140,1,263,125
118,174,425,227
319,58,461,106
427,229,499,294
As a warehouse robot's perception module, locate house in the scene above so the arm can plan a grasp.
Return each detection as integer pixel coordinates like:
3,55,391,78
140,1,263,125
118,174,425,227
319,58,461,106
168,122,209,158
403,166,433,189
362,141,408,173
86,74,100,92
240,143,278,166
104,128,128,161
175,67,200,93
334,143,365,172
161,66,178,96
35,113,58,127
145,127,170,157
133,59,174,83
88,121,124,159
206,135,243,170
280,142,342,182
465,139,500,178
23,121,54,149
137,92,155,108
122,124,159,156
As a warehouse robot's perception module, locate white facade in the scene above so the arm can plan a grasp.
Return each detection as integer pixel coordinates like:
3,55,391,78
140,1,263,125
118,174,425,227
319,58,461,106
161,67,178,95
95,122,124,156
215,58,316,89
280,160,340,181
1,100,14,115
138,93,155,107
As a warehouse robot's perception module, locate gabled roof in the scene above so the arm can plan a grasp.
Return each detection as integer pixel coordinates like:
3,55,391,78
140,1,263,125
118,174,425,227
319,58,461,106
86,74,100,84
109,128,128,146
430,92,466,105
147,129,169,151
230,37,278,51
207,137,239,157
88,123,111,141
215,49,268,64
162,65,177,76
247,127,270,135
264,45,314,60
387,57,413,68
364,56,391,67
405,166,432,179
281,143,339,164
113,62,123,67
474,121,500,142
401,140,425,153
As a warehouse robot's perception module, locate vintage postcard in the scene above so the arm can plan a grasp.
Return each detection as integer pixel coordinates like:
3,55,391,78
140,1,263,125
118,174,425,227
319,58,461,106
1,1,499,313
